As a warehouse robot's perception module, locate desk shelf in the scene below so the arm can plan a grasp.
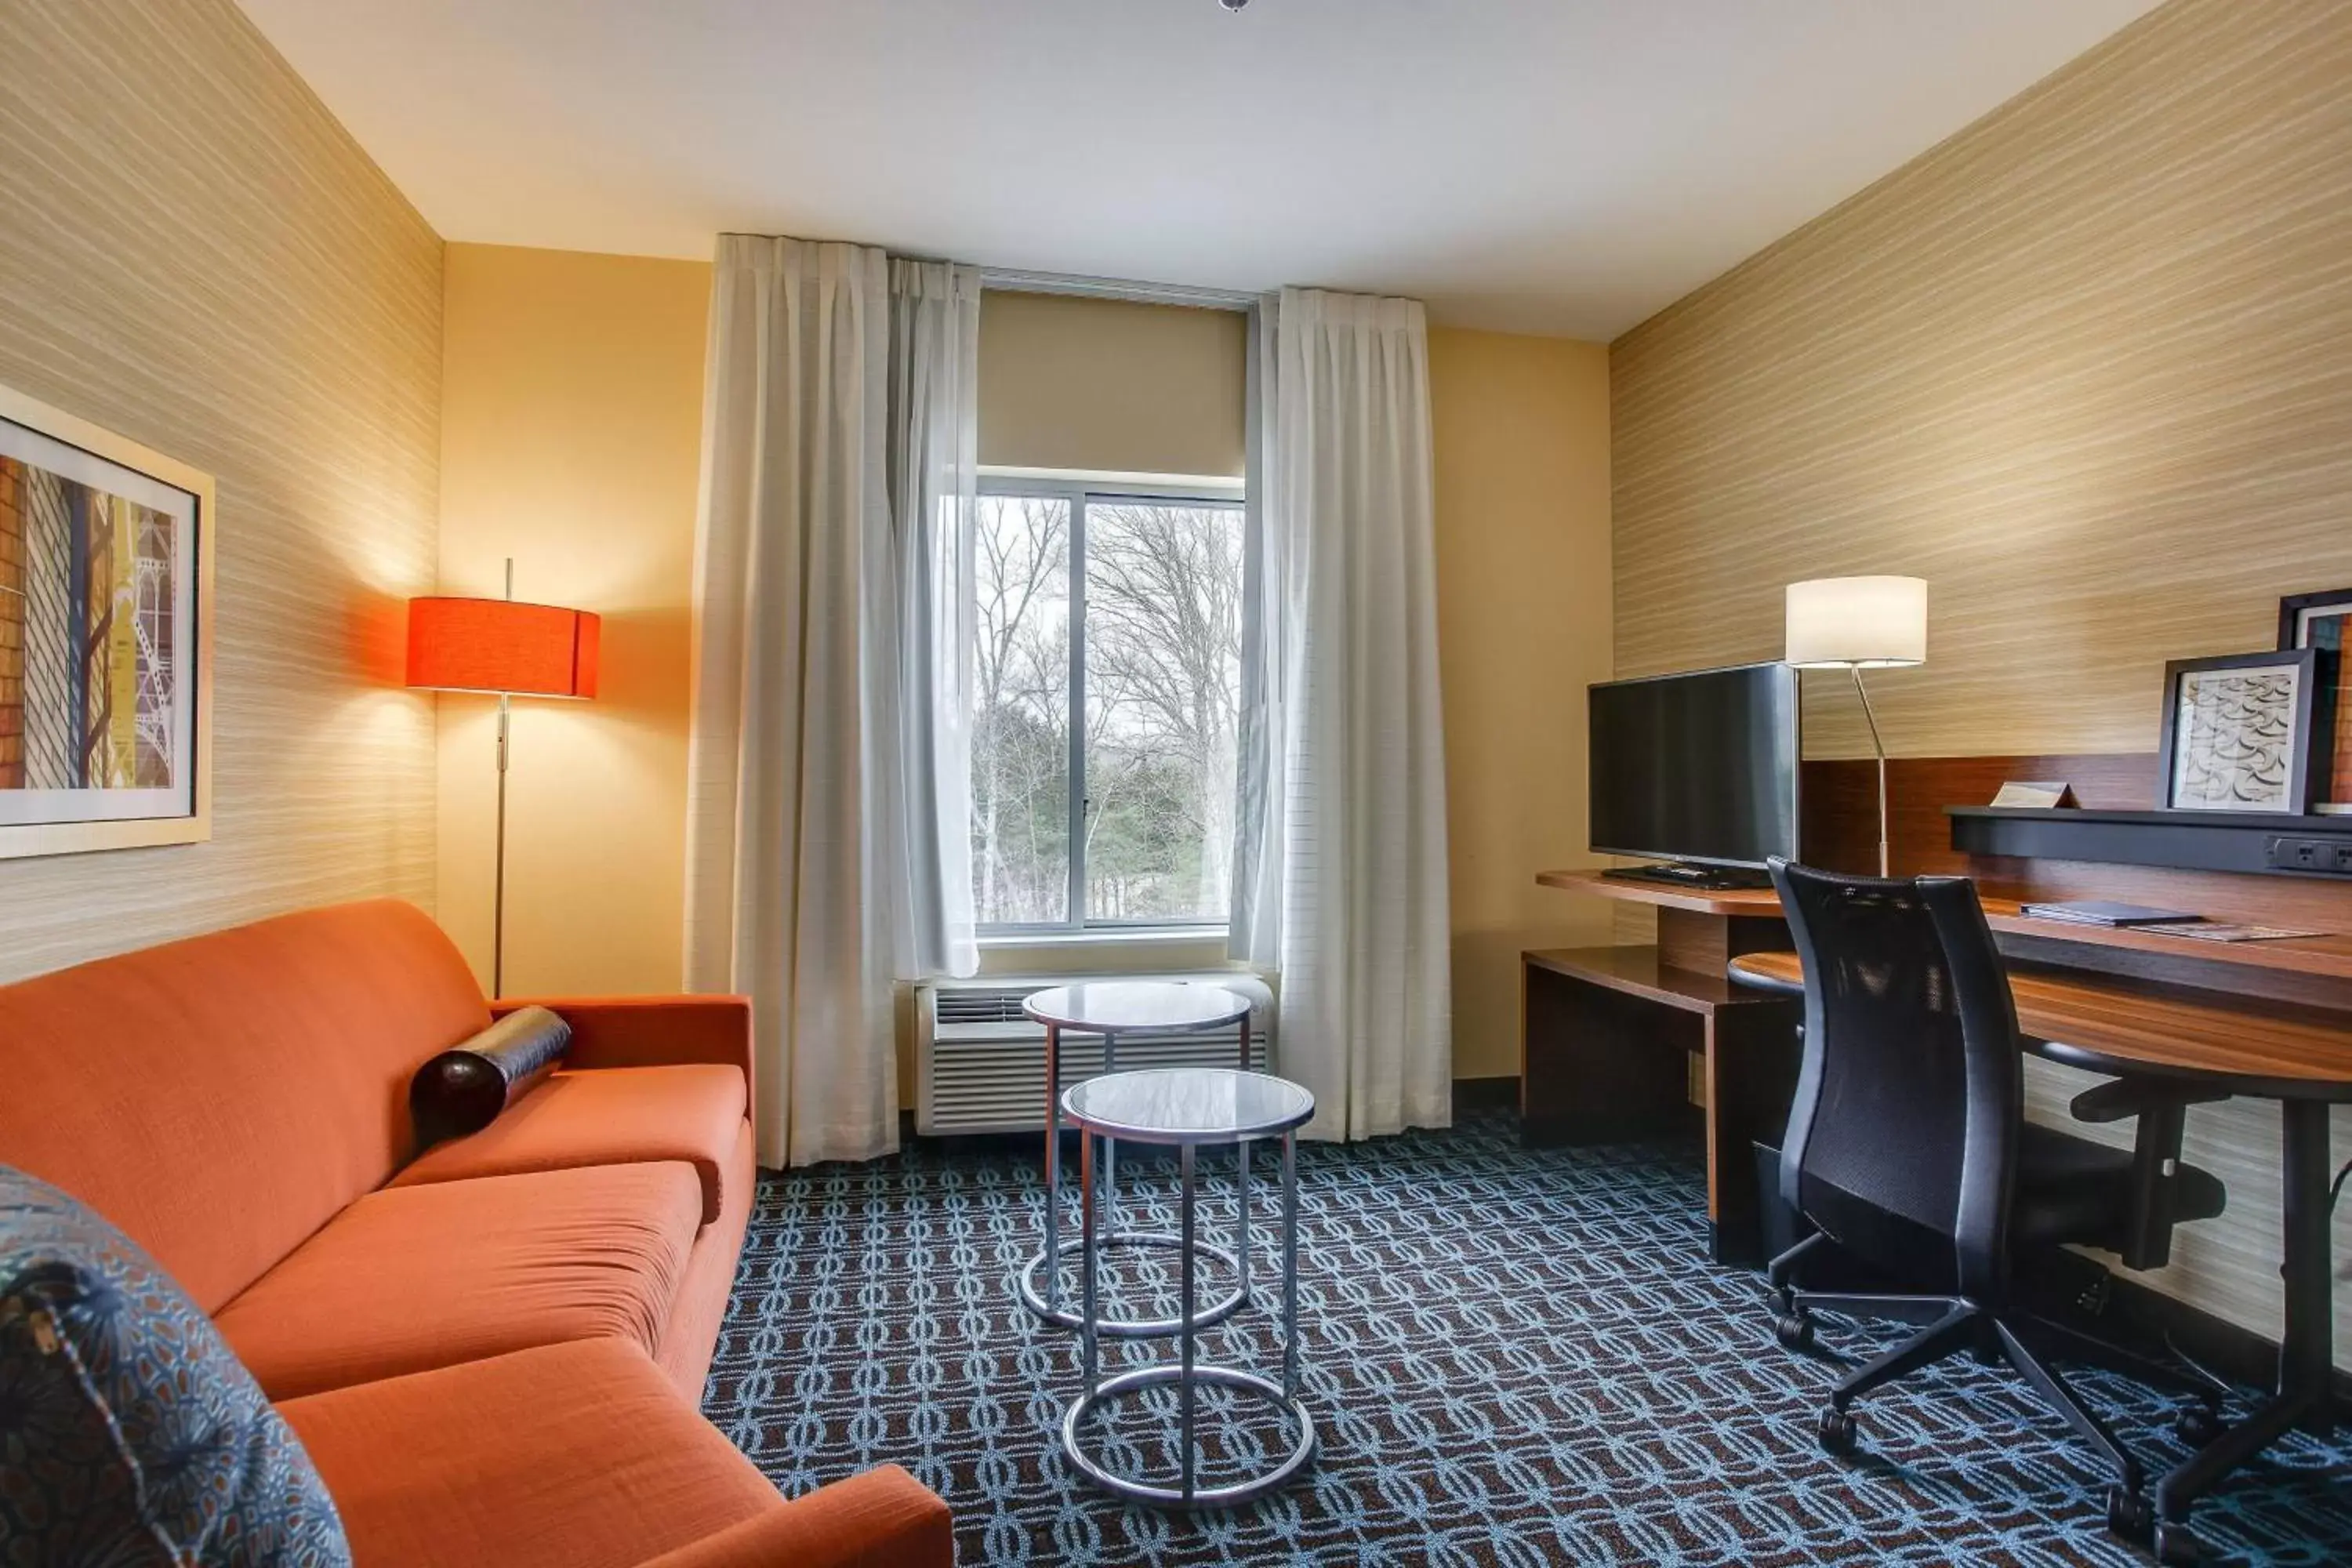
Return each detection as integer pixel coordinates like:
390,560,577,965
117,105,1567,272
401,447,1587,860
1948,804,2352,880
1523,946,1764,1014
1520,945,1800,1269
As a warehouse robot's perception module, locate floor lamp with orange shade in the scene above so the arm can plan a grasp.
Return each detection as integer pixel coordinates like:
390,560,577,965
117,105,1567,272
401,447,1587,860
406,561,600,997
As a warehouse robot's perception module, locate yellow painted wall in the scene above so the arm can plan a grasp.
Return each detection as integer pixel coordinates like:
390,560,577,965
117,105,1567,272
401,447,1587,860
0,0,441,980
441,252,1615,1082
979,292,1247,478
1430,329,1615,1079
436,244,710,995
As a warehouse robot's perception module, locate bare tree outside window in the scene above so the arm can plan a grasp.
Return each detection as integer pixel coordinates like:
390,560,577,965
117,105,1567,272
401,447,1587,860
971,495,1069,925
968,489,1243,931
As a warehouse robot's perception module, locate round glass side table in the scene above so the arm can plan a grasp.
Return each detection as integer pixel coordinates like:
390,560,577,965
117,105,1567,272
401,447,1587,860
1060,1066,1317,1509
1019,982,1256,1337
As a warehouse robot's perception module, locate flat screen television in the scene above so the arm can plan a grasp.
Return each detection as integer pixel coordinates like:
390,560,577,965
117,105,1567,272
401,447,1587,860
1588,662,1800,880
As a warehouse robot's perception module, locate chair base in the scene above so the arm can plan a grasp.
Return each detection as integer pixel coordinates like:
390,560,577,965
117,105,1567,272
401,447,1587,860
1770,1233,2225,1548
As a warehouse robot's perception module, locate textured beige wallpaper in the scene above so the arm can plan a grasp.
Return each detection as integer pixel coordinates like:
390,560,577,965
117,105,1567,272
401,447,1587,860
1614,0,2352,762
0,0,441,980
1610,0,2352,1359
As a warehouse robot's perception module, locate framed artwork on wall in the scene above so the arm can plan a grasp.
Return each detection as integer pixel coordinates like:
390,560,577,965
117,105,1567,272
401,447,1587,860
2279,587,2352,814
2154,649,2327,815
0,383,214,860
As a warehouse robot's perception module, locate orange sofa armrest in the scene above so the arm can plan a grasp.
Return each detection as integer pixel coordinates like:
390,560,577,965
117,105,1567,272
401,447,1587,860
492,995,754,1109
634,1466,951,1568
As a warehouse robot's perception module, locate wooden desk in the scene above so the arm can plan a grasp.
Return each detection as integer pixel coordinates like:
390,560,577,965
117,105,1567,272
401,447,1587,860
1727,950,2352,1097
1521,947,1798,1265
1521,873,1806,1265
1529,869,2352,1265
1537,867,2352,986
1727,947,2352,1542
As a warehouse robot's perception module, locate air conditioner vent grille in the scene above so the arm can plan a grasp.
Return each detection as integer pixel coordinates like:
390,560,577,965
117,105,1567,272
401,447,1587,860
915,974,1275,1136
931,988,1035,1025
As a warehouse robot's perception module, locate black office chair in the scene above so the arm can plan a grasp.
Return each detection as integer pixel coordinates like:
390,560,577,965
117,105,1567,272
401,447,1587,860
1762,858,2229,1541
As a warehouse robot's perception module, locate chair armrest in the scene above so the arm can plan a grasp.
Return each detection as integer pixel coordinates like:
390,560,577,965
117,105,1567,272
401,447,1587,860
493,995,754,1109
634,1467,951,1568
2068,1074,2227,1270
2068,1077,2227,1123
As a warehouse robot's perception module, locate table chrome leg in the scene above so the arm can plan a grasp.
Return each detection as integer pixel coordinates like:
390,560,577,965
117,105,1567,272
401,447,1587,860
1237,1137,1251,1302
1080,1127,1098,1394
1044,1021,1061,1312
1282,1130,1299,1400
1180,1141,1197,1504
1102,1029,1117,1231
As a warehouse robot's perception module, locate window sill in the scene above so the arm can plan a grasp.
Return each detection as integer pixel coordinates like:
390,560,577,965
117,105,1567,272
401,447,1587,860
979,927,1229,951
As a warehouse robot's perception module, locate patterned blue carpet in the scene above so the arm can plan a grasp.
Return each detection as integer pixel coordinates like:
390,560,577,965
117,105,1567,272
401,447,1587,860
702,1112,2352,1566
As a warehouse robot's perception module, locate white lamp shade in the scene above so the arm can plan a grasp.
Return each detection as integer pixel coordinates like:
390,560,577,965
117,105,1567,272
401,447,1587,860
1784,576,1927,668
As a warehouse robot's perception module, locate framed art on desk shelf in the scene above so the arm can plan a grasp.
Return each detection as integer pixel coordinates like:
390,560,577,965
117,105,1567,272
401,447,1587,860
2154,649,2328,815
0,383,214,861
2279,587,2352,814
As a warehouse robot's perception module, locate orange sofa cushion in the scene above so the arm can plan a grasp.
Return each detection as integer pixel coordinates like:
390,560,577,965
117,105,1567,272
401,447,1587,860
217,1163,702,1399
279,1340,783,1568
655,1118,757,1399
0,900,488,1312
636,1468,953,1568
390,1065,748,1224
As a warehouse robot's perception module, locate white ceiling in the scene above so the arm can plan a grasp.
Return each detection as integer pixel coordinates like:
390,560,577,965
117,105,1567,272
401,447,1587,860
238,0,2159,339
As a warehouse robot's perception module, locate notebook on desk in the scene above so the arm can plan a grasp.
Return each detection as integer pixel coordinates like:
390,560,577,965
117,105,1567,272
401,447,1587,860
2018,899,2199,927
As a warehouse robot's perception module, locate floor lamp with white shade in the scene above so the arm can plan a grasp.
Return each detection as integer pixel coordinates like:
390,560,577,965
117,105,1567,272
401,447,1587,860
1784,576,1927,878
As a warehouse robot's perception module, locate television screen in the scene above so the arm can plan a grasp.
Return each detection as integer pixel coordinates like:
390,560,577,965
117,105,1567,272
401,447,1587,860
1588,662,1800,869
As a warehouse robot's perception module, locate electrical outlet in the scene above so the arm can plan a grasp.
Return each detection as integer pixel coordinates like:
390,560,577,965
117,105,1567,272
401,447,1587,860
2267,836,2352,875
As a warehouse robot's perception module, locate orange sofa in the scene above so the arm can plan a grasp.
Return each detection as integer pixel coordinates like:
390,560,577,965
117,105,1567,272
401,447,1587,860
0,899,950,1568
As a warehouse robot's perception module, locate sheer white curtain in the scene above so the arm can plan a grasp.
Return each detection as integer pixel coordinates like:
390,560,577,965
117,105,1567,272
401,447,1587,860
886,259,982,983
684,235,980,1168
1231,286,1453,1141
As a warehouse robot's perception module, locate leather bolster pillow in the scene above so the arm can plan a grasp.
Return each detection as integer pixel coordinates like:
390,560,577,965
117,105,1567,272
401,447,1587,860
410,1006,572,1146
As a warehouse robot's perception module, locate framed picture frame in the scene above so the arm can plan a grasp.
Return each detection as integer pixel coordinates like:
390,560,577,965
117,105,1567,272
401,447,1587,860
0,383,214,860
2154,649,2328,815
2278,587,2352,813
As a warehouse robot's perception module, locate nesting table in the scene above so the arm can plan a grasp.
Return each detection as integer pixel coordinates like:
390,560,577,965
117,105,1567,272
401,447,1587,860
1018,982,1258,1335
1058,1066,1317,1508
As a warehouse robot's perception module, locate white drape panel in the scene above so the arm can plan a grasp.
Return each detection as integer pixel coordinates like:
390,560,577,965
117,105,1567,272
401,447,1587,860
1231,287,1453,1141
886,259,982,982
684,236,981,1168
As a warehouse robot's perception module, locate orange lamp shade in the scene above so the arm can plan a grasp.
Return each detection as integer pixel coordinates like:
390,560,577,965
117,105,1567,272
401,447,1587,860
405,597,601,699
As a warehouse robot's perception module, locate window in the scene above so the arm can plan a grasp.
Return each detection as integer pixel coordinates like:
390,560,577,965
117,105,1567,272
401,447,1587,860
971,481,1245,934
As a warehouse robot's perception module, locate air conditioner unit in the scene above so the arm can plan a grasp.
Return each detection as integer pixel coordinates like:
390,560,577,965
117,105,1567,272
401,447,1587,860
915,973,1276,1136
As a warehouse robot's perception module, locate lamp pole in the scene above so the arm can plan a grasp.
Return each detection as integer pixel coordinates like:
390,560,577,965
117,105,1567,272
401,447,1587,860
407,564,597,1003
1784,577,1926,881
1849,667,1891,878
492,558,513,998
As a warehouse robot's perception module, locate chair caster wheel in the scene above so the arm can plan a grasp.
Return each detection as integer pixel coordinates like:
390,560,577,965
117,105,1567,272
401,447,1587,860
1816,1406,1858,1456
1774,1312,1816,1352
2104,1486,2152,1543
2173,1404,2224,1448
2153,1519,2202,1566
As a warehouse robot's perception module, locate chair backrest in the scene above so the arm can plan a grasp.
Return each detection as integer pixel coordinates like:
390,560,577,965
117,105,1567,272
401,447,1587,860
0,901,490,1312
1769,858,2024,1298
